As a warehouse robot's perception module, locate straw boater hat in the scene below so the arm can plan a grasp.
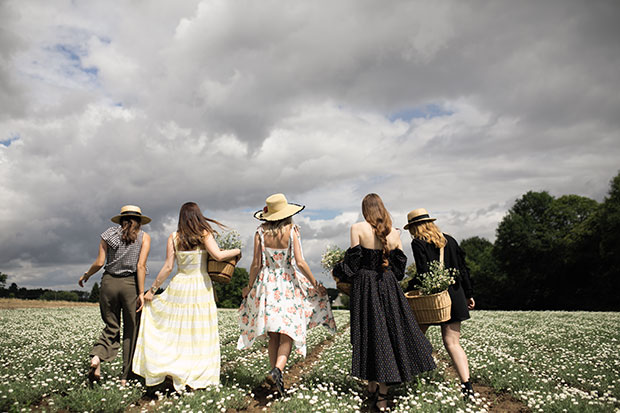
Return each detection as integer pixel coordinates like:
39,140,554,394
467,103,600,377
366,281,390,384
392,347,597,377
111,205,152,225
403,208,436,230
254,193,305,221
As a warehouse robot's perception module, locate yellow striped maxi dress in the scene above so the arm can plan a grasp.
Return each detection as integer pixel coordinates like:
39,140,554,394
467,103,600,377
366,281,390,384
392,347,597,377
132,237,219,390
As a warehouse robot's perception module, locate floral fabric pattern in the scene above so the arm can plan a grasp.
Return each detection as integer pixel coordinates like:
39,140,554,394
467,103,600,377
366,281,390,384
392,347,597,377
237,226,336,357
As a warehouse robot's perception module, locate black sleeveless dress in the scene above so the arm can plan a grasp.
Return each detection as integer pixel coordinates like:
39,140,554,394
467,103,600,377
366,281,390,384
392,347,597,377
334,245,436,384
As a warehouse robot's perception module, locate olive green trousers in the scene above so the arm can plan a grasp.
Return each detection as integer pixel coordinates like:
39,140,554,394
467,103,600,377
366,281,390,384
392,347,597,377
90,273,140,380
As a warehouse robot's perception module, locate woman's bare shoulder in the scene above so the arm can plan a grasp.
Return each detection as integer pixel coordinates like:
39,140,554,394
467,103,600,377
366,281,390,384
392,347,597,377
351,221,372,231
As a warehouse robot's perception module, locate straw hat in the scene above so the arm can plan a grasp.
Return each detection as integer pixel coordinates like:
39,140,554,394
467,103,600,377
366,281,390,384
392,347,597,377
403,208,436,230
111,205,151,225
254,193,305,221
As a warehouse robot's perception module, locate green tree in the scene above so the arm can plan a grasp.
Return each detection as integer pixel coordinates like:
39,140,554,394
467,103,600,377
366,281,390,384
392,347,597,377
494,190,603,309
89,282,100,302
597,171,620,309
0,272,7,289
460,236,504,309
326,288,339,304
214,267,249,308
494,191,556,309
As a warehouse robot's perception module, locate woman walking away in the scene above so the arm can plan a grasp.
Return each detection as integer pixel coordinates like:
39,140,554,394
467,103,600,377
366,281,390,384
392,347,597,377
237,193,336,396
78,205,152,386
132,202,241,391
333,194,435,410
404,208,476,398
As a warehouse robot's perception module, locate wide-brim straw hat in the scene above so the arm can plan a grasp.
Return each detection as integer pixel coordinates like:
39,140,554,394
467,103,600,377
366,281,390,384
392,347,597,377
403,208,436,230
254,193,305,221
111,205,152,225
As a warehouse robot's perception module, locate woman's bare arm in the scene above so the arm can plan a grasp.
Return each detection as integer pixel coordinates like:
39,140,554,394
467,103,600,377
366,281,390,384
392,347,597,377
293,228,327,295
136,232,151,311
144,234,176,302
78,239,107,287
242,232,262,298
203,232,241,261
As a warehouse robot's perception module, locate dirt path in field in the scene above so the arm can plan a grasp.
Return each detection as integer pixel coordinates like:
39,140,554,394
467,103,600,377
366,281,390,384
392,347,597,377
0,298,97,309
435,351,531,413
241,324,348,412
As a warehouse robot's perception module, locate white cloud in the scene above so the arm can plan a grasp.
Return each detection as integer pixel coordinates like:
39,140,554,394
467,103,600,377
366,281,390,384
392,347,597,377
1,0,619,289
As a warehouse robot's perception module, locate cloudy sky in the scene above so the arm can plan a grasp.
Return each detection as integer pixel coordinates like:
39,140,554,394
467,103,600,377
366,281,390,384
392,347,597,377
1,0,619,290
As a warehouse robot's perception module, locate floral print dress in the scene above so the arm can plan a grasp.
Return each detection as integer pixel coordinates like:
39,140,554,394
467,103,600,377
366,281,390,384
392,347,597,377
237,225,336,357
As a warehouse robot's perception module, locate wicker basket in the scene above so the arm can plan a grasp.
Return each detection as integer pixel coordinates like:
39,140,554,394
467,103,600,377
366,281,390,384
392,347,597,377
332,267,352,296
336,281,351,296
405,289,452,324
207,255,239,284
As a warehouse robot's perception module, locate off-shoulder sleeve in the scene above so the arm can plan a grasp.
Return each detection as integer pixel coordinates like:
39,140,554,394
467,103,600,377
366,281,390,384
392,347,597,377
388,249,407,281
332,245,363,283
456,243,474,298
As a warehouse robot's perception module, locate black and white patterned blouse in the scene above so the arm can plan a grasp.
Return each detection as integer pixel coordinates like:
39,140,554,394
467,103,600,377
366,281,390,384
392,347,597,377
101,226,147,276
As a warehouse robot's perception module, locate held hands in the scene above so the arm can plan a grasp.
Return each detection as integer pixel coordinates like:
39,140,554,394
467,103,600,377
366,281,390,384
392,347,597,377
467,297,476,310
313,282,327,296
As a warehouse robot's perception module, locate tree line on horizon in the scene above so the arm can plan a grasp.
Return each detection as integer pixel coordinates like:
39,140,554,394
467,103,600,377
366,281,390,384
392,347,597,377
2,171,619,311
461,171,620,311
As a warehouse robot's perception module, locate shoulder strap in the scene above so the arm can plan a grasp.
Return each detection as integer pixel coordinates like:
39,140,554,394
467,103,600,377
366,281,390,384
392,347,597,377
172,232,177,253
289,225,304,263
257,226,267,265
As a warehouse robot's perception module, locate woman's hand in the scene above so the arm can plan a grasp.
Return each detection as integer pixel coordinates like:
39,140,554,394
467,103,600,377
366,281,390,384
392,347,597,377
144,290,155,303
241,286,250,299
78,273,89,287
314,282,327,296
136,294,145,312
467,297,475,310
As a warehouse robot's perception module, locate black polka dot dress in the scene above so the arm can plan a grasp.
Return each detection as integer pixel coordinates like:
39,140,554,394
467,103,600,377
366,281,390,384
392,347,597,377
333,245,436,384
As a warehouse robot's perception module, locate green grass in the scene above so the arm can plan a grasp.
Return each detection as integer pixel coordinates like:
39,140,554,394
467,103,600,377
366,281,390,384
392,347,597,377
1,308,618,412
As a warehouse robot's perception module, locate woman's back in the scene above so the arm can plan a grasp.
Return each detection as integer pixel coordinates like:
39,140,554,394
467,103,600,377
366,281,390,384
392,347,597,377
262,224,293,250
352,221,402,251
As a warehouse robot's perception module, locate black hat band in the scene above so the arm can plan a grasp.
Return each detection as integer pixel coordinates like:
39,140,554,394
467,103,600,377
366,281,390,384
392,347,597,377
408,214,431,223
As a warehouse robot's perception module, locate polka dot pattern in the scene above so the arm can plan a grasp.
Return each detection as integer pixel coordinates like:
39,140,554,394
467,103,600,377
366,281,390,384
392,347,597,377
335,245,436,384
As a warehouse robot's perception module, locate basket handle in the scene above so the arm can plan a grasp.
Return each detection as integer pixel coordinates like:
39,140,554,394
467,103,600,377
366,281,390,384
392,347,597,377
439,246,444,268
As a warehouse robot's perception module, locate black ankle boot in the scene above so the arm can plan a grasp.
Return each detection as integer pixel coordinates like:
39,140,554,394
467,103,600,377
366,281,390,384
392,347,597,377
270,367,285,396
461,380,475,400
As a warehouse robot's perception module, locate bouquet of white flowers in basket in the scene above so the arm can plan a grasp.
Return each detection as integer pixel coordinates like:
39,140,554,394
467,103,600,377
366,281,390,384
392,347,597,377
320,245,346,273
405,260,458,324
208,230,243,284
412,260,458,295
321,245,350,295
215,230,244,250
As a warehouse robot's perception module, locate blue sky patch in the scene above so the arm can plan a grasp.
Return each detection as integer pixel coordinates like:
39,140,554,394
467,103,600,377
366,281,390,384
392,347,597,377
1,134,20,147
305,209,342,221
388,104,453,122
51,43,99,83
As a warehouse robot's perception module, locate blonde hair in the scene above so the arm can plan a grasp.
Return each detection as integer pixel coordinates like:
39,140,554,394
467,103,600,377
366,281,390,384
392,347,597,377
408,221,447,249
262,217,293,237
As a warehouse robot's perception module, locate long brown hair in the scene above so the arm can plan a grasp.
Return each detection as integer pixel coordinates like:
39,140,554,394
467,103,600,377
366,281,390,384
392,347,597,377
408,221,447,249
120,217,141,244
176,202,227,251
361,193,392,269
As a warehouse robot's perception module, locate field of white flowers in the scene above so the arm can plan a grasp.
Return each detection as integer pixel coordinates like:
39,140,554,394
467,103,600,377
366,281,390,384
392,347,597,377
0,307,618,412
